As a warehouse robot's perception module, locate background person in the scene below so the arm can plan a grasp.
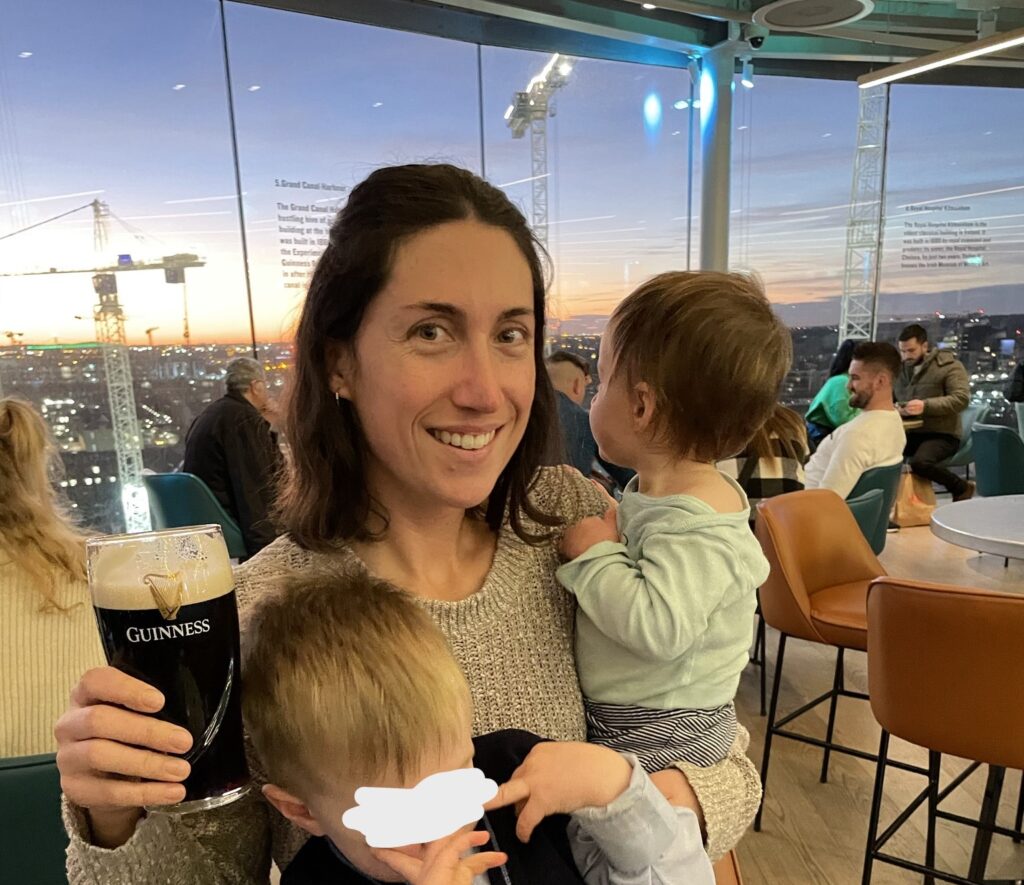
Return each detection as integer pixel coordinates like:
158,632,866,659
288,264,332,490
546,350,633,490
182,356,283,557
718,405,808,512
804,338,860,450
0,397,104,757
894,324,973,500
804,341,905,499
55,164,759,883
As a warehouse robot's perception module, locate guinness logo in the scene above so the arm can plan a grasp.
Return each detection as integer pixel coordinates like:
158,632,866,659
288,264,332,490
143,572,184,620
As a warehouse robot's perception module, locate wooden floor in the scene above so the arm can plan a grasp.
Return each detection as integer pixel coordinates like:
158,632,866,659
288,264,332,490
735,520,1024,885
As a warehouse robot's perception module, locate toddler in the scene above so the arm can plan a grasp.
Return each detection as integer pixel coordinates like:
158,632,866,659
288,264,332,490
242,568,715,885
557,271,791,798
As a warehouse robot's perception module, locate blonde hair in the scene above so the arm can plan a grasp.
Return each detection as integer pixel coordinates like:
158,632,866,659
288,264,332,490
242,568,471,796
609,271,793,462
746,405,809,464
0,398,87,611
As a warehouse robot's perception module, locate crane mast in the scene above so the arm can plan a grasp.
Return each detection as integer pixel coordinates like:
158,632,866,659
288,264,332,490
92,270,149,532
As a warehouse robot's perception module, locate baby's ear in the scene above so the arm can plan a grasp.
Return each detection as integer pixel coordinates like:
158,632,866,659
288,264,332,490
263,783,327,837
632,381,656,430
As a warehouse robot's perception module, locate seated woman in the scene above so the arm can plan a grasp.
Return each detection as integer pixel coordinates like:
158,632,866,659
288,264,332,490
55,164,761,882
0,398,104,758
805,338,860,450
718,404,808,512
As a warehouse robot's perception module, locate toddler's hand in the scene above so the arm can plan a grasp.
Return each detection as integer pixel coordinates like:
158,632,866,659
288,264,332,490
560,505,619,561
372,829,506,885
485,742,631,843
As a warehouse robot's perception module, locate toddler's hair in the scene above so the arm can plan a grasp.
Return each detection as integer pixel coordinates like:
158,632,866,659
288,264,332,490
609,271,792,461
242,568,471,795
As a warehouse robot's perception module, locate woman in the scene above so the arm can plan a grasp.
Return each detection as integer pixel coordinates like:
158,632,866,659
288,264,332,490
0,398,104,757
55,164,760,883
805,338,860,449
719,404,808,512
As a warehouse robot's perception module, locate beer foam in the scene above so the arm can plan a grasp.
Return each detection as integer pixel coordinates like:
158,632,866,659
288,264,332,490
88,526,234,611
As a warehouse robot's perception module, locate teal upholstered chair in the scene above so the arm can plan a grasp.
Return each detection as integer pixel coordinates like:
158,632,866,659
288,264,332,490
935,402,990,479
972,425,1024,497
0,753,67,884
142,473,248,559
845,489,886,555
846,462,903,555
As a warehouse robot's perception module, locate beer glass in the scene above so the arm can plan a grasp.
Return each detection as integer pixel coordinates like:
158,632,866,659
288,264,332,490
86,525,250,813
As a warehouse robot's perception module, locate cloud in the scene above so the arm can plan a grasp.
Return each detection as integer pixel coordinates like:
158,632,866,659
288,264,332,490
342,768,498,849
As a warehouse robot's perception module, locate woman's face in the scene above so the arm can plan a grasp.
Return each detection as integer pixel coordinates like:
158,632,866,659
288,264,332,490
333,219,537,517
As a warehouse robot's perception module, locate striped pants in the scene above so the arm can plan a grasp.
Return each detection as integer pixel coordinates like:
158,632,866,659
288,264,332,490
585,699,737,773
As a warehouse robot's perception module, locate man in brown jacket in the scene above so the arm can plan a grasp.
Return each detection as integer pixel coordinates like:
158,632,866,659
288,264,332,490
895,323,974,500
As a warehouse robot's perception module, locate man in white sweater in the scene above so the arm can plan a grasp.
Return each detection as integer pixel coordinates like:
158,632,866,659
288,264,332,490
804,341,906,499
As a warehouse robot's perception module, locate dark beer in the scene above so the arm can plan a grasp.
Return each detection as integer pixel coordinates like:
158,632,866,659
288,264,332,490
87,526,250,813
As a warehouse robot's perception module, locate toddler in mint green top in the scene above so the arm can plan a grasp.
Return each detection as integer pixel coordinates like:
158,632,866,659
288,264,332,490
555,271,791,779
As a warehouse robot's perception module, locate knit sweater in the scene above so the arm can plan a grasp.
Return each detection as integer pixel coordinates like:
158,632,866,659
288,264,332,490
63,467,761,883
1,559,106,757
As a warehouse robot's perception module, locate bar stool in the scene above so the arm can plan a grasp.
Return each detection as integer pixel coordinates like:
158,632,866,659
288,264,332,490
753,489,911,831
863,577,1024,884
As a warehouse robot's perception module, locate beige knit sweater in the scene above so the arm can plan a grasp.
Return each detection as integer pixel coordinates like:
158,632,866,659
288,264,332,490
1,559,106,758
64,467,761,883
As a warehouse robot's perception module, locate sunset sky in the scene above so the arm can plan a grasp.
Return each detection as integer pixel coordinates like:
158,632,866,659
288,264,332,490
1,0,1021,346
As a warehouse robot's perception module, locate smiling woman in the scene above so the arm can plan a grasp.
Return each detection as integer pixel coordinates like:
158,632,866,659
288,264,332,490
56,164,761,884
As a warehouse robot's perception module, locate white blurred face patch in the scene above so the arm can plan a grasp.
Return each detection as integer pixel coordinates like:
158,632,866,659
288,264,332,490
342,767,498,848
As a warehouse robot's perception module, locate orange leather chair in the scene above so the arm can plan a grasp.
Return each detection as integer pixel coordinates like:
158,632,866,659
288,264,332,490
713,851,744,885
753,489,897,831
863,578,1024,884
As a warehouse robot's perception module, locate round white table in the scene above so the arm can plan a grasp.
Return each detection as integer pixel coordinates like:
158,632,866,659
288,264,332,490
930,495,1024,560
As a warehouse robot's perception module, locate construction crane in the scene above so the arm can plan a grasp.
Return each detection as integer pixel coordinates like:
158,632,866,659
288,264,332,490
505,53,574,250
145,327,160,346
0,198,205,532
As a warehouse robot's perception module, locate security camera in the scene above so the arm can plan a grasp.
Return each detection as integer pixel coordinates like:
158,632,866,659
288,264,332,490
740,23,769,49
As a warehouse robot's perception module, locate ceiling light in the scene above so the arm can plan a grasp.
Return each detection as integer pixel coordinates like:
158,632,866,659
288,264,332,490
247,85,261,92
673,99,689,109
642,3,657,9
372,101,383,107
558,61,573,76
18,51,32,58
172,83,186,91
858,25,1024,88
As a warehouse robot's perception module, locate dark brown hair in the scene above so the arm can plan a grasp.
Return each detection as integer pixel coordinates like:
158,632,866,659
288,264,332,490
546,350,590,376
852,340,901,380
609,271,793,463
745,404,808,464
277,163,560,551
898,323,928,344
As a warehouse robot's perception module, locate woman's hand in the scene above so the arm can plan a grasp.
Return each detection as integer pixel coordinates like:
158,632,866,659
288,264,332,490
485,742,631,842
373,829,507,885
54,667,194,848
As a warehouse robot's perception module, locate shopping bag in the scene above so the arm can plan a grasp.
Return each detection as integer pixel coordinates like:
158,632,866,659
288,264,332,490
892,470,937,528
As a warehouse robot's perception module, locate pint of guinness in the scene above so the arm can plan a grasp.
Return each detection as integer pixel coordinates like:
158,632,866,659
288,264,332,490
87,525,250,813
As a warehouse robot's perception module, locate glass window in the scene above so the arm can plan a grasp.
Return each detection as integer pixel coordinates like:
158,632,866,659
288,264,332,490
729,74,861,411
481,45,693,387
0,0,248,532
879,82,1024,427
223,0,483,382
